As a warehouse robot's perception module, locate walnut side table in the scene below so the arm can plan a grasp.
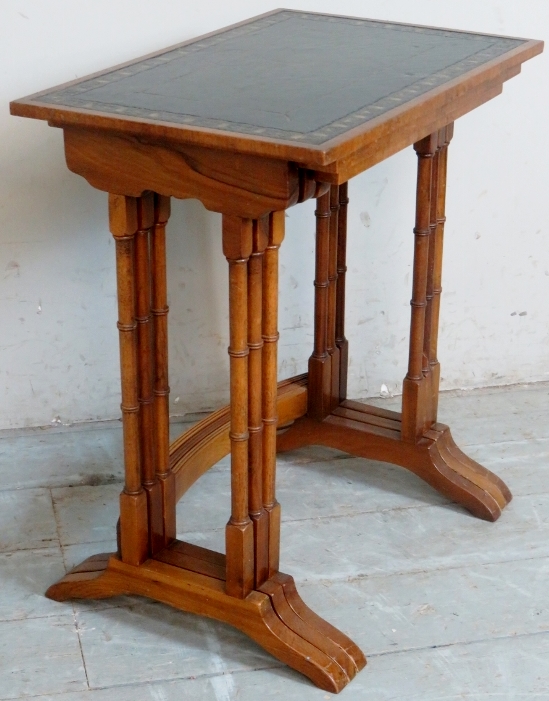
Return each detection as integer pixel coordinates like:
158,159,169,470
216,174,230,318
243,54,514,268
11,10,543,693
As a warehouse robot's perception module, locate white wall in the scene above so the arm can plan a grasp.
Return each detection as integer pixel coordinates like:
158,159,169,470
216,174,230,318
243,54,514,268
1,1,547,429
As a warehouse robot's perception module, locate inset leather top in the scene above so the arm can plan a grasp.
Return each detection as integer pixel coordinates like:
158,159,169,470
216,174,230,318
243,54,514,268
10,10,542,165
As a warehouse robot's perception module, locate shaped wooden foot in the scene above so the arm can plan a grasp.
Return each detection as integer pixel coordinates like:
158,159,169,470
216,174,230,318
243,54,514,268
424,424,512,520
268,572,366,675
46,553,125,601
277,401,512,522
46,542,364,694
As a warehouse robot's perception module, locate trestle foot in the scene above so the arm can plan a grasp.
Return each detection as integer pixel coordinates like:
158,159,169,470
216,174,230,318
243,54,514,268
277,399,512,522
46,543,364,694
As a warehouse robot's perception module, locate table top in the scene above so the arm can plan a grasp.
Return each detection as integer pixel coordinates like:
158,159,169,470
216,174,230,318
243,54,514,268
11,10,542,166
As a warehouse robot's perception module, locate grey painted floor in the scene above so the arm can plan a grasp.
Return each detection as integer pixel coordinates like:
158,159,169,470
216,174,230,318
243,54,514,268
0,383,548,700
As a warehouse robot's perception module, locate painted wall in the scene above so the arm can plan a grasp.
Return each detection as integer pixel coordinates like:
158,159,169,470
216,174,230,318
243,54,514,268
1,1,547,429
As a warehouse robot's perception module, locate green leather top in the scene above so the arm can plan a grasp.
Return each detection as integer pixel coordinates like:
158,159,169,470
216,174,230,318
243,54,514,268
31,10,524,145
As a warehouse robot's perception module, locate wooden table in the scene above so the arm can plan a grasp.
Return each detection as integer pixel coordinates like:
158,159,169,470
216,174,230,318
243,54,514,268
11,10,542,693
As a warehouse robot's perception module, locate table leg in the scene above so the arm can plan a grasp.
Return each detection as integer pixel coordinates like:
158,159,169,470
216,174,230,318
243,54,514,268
401,132,438,441
258,211,366,687
429,125,453,420
308,191,332,420
223,215,255,599
307,181,353,412
45,198,365,693
261,212,284,580
421,133,441,427
277,127,512,521
248,216,269,587
327,186,341,410
110,194,149,566
135,193,164,554
151,194,176,548
335,182,349,403
110,193,178,560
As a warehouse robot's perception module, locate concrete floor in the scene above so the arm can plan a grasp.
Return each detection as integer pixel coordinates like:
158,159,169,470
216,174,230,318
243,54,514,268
0,383,548,700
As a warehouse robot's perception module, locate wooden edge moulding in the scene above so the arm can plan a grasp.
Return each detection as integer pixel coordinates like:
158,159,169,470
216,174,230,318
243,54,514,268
46,122,513,693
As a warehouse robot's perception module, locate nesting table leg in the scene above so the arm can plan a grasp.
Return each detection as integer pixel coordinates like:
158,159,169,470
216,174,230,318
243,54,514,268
308,191,332,420
110,194,149,566
278,124,512,522
327,185,341,410
401,132,438,441
247,216,269,587
45,194,365,693
150,194,177,548
309,184,346,418
113,192,177,563
335,182,349,403
429,127,452,420
134,193,164,555
261,212,284,580
222,215,255,599
221,211,366,690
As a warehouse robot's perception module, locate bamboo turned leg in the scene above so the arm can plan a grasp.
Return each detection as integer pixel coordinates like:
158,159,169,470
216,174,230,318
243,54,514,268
135,193,164,554
421,136,440,428
308,191,332,420
429,125,453,420
335,182,349,403
401,132,438,442
248,216,269,587
278,132,511,521
327,185,341,410
261,211,284,579
46,199,365,693
151,194,176,548
110,194,149,566
223,215,255,599
258,210,366,687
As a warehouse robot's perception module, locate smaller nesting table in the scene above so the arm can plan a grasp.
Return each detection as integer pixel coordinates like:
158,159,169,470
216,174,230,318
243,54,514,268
11,10,542,693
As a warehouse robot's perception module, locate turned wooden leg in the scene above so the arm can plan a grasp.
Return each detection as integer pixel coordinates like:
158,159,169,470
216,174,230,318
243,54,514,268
109,194,149,566
223,215,255,599
429,124,454,420
151,194,176,548
259,209,366,685
327,185,341,410
248,216,269,587
335,182,349,403
308,191,332,420
135,193,164,554
401,132,438,442
278,129,511,521
47,201,365,693
262,211,284,579
421,135,440,427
